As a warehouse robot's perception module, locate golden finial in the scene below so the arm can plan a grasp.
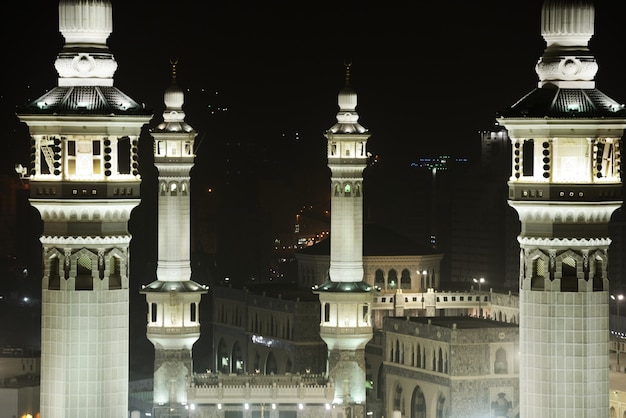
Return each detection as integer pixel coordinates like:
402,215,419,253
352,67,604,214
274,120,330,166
170,57,179,82
344,59,352,86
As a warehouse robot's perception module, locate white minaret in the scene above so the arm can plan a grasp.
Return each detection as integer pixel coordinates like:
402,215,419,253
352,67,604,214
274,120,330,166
141,61,207,418
313,64,373,418
497,2,625,417
16,1,152,417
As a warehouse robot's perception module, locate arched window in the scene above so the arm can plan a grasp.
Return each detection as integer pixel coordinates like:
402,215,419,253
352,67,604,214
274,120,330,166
531,257,546,290
265,352,278,374
494,348,508,374
393,384,404,414
411,386,426,418
438,347,443,372
436,394,446,418
417,345,422,368
401,269,411,289
232,342,243,373
49,256,60,290
109,256,121,290
561,255,578,292
76,254,93,290
388,269,398,289
593,256,604,291
375,270,385,288
217,340,229,373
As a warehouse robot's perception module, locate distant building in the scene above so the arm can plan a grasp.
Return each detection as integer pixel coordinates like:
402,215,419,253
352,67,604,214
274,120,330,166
0,348,40,418
382,316,519,418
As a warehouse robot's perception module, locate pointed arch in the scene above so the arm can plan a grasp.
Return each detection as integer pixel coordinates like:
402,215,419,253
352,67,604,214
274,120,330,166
388,269,398,289
401,269,411,289
436,393,447,418
494,348,508,374
232,342,243,373
217,339,229,374
410,386,426,418
375,269,385,289
75,249,97,290
265,352,278,374
393,383,404,415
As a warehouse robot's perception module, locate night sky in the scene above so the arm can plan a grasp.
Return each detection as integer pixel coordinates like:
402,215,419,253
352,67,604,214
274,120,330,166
3,1,626,174
2,1,626,376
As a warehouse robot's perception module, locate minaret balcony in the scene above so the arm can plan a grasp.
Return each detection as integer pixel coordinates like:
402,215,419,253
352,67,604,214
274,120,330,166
508,182,621,202
319,325,372,336
147,324,200,336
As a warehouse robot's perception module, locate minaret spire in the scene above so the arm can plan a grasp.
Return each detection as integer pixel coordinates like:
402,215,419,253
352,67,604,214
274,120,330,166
314,64,373,418
141,61,207,417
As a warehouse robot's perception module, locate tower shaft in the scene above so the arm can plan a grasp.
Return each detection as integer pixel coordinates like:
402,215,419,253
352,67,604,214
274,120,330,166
314,69,373,418
498,3,626,415
141,64,207,417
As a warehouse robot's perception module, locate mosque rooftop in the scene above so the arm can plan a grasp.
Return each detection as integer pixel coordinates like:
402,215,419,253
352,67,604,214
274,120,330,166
400,315,518,329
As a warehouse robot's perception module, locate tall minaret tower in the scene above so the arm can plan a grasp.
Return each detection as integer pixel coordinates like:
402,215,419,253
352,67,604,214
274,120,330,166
497,2,625,417
15,1,152,417
313,64,373,418
141,61,207,418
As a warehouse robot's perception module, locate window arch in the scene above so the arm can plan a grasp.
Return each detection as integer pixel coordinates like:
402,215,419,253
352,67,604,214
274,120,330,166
494,348,508,374
436,393,446,418
49,255,61,290
437,347,443,372
265,352,278,374
76,253,94,290
375,269,385,288
531,256,546,290
561,255,578,292
593,255,604,291
232,342,243,373
388,269,398,289
393,384,404,415
411,386,426,418
217,339,229,374
401,269,411,289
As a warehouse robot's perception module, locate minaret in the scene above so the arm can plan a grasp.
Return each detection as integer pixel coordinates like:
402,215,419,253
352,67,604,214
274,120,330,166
140,61,207,418
313,63,373,418
15,1,152,417
497,2,625,417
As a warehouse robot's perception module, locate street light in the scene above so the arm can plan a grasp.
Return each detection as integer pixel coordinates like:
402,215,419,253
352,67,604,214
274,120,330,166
611,294,624,369
473,277,485,318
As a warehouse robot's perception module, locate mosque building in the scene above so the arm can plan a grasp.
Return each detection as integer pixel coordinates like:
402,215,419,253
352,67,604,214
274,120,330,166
6,1,626,418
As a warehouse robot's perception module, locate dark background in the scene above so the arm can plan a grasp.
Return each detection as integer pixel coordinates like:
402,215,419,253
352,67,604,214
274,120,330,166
2,0,626,378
